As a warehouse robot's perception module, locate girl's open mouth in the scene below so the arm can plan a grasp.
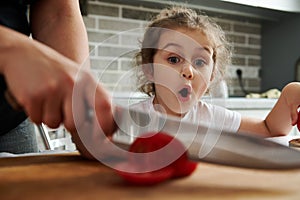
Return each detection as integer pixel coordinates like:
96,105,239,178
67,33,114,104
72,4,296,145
178,85,191,102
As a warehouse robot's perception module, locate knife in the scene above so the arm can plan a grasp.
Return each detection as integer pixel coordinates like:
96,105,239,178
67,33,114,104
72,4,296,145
112,104,300,170
5,89,300,169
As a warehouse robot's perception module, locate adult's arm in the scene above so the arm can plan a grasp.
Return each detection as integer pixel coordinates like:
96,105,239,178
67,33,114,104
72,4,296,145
30,1,117,158
30,0,89,65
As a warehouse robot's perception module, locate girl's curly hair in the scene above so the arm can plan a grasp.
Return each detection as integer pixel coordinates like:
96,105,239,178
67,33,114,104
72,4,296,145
134,6,232,96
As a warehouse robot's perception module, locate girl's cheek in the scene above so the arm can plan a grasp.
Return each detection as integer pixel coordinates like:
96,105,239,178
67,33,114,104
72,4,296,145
153,64,181,91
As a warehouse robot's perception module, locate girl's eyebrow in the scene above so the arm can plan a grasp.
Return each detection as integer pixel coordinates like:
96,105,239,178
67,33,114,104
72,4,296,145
202,46,213,55
160,42,213,55
159,43,182,51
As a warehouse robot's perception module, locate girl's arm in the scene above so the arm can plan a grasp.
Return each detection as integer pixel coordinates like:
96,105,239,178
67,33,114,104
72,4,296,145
238,82,300,137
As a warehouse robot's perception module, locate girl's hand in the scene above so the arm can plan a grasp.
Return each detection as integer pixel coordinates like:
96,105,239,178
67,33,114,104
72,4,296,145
239,82,300,137
281,82,300,127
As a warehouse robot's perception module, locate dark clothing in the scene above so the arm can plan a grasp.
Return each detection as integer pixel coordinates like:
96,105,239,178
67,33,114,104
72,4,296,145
0,0,37,135
0,119,38,153
0,0,39,153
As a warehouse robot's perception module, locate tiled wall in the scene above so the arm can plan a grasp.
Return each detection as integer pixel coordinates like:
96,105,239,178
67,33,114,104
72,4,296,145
83,0,262,97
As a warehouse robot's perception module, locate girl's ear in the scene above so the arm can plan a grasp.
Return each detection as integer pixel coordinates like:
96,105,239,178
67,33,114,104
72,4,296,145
142,64,154,81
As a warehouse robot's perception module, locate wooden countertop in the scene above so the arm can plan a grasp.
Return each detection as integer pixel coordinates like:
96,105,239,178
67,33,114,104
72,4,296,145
1,152,300,200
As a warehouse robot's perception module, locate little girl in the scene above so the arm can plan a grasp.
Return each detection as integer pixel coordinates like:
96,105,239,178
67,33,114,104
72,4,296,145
132,6,300,137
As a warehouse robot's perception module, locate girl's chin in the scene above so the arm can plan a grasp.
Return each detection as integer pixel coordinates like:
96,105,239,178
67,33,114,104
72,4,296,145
170,103,195,116
154,96,196,116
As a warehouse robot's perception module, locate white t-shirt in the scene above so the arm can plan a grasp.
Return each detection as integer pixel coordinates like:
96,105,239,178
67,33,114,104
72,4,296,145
131,97,241,133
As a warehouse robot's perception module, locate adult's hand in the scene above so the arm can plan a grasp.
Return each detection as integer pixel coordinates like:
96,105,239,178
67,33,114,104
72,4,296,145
0,26,117,158
0,0,118,159
67,68,118,160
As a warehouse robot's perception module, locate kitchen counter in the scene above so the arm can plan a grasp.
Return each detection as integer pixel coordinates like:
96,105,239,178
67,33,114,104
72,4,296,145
1,151,300,199
201,97,278,110
112,92,278,110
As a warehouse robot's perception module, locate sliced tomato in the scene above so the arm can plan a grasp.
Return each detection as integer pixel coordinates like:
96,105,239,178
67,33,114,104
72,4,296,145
115,162,174,185
129,132,183,168
172,156,198,178
297,111,300,131
129,132,198,179
114,132,198,185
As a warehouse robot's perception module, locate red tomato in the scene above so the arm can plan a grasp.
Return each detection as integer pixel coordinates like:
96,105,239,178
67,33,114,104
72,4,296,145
114,132,198,185
129,132,198,178
297,111,300,131
129,132,184,169
172,153,198,178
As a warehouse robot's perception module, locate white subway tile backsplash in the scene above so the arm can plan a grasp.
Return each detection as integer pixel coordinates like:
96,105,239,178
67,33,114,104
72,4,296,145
91,58,118,70
99,19,141,31
84,0,262,96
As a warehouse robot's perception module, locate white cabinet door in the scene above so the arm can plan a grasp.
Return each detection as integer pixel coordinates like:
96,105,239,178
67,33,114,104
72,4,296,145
233,109,299,136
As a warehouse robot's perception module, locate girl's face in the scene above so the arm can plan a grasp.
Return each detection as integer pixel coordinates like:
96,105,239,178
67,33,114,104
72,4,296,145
146,28,214,117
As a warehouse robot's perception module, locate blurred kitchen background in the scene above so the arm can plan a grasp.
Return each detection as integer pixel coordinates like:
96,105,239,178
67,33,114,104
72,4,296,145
38,0,300,151
79,0,300,97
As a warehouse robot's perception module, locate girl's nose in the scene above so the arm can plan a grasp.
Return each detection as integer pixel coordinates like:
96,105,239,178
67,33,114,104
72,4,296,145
181,64,194,79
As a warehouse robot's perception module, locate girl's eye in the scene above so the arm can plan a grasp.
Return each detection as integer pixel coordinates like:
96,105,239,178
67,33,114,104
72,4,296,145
168,56,180,64
193,59,205,67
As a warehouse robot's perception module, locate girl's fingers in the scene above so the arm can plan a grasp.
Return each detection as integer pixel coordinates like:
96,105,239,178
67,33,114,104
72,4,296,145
290,105,299,126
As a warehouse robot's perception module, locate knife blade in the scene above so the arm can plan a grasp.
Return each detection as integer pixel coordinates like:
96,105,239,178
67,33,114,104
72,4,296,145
112,104,300,169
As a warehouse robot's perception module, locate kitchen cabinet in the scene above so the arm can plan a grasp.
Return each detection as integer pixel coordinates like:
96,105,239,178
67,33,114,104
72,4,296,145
218,98,299,136
215,98,276,119
132,0,294,20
